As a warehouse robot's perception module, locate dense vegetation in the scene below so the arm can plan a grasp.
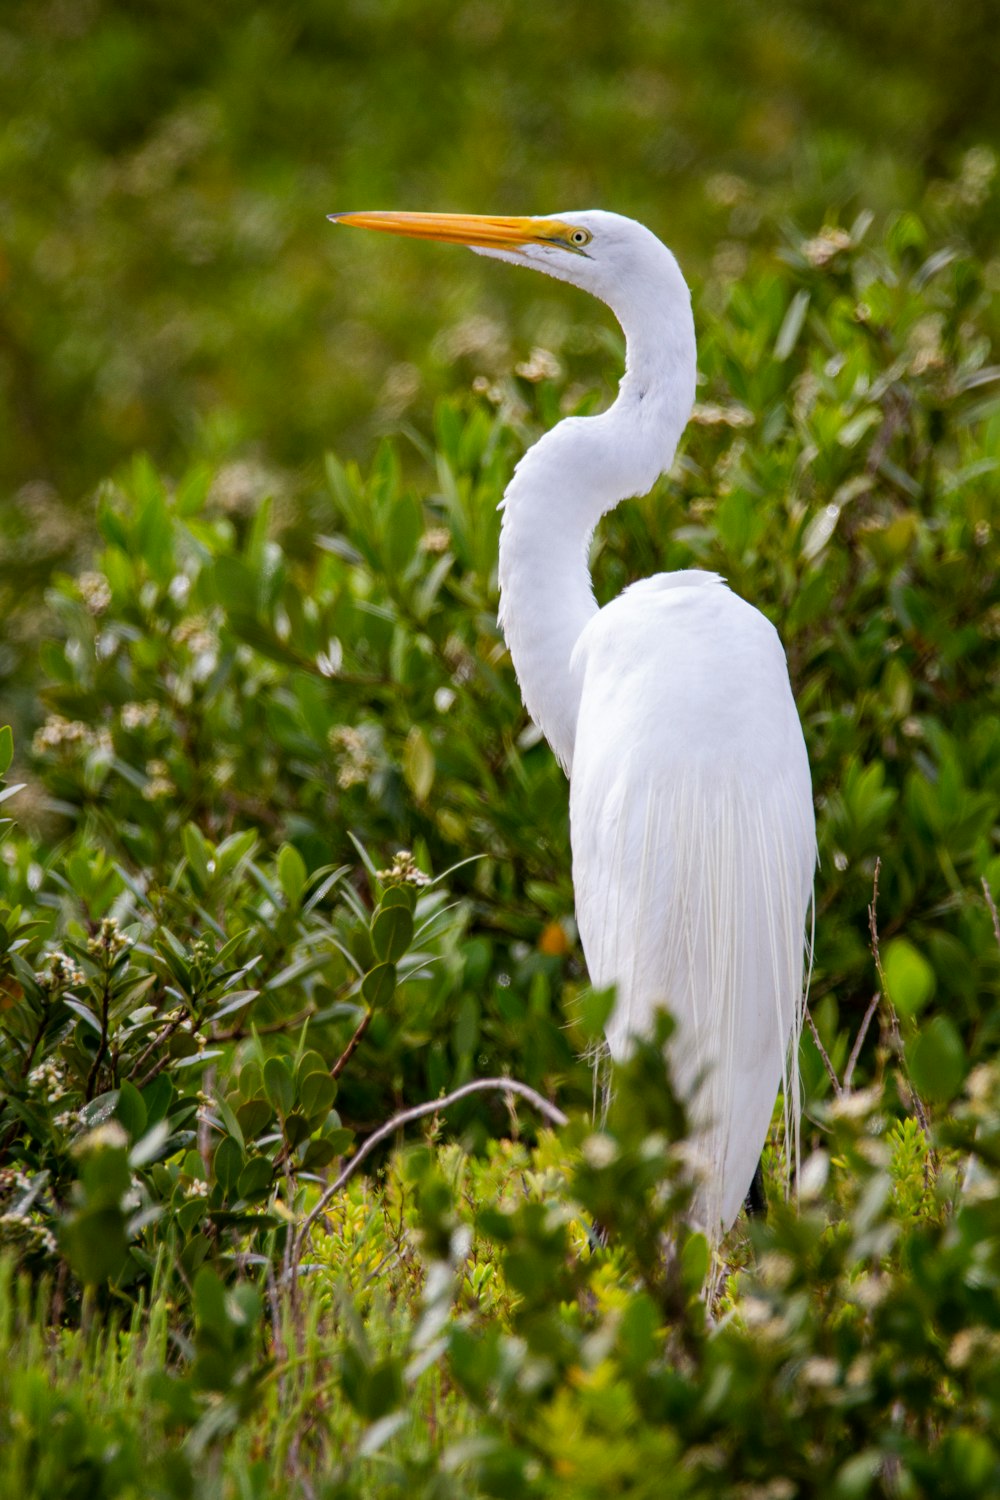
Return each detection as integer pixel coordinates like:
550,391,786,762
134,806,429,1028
2,3,999,1495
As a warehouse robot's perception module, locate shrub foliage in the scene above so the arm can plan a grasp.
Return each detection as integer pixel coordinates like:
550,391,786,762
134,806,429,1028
1,200,1000,1496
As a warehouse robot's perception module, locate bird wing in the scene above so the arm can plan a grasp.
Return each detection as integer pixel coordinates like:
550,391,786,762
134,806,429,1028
569,572,816,1235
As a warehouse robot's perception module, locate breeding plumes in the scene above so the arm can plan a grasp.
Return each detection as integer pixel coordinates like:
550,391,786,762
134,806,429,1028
332,208,816,1236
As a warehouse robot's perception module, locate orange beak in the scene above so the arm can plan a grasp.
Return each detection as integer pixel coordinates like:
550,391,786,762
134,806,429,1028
328,210,570,253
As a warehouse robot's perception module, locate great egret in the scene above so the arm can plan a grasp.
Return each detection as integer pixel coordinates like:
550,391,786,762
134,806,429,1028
331,209,816,1236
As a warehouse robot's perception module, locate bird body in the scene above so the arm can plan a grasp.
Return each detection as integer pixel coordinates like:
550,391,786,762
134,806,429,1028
333,207,816,1236
571,571,814,1230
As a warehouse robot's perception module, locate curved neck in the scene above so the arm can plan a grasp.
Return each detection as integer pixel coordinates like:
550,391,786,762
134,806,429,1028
497,283,696,773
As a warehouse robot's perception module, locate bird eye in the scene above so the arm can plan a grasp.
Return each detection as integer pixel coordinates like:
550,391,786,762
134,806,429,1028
569,228,591,247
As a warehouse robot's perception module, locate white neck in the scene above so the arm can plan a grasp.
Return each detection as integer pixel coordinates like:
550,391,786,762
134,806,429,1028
497,267,697,773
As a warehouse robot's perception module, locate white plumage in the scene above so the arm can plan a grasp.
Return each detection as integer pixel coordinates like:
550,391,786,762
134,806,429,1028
570,572,814,1231
333,206,817,1237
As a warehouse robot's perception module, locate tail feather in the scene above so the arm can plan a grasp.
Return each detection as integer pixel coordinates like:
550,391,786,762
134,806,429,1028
576,765,814,1237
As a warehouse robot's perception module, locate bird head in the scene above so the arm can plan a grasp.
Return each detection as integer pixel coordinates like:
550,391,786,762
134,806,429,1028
328,208,686,318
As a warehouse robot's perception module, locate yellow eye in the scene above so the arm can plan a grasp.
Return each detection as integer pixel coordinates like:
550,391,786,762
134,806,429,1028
568,227,592,248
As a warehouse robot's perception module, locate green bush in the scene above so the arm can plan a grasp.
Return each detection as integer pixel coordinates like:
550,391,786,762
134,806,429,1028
1,185,999,1493
3,1057,1000,1497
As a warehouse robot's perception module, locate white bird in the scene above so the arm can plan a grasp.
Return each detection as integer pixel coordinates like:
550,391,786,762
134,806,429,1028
331,208,816,1236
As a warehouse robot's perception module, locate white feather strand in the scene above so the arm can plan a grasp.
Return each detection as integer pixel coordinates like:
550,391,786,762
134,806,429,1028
575,763,811,1236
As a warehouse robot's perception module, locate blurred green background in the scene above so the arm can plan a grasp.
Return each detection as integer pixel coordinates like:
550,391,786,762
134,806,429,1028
3,0,998,505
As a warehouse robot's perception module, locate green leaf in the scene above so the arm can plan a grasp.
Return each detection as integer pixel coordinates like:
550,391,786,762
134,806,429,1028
833,1449,880,1500
774,289,809,360
300,1070,336,1120
371,904,414,964
133,461,173,580
453,994,478,1057
209,988,258,1024
618,1292,659,1368
193,1266,229,1339
140,1073,174,1126
238,1061,263,1100
402,726,435,803
680,1231,710,1294
216,1094,245,1150
214,829,258,876
883,938,936,1018
907,1016,966,1102
78,1091,122,1129
211,555,258,615
382,489,422,577
129,1121,171,1168
115,1080,148,1141
362,962,396,1009
236,1098,273,1141
263,1056,295,1115
61,1207,129,1285
363,1357,405,1420
237,1156,274,1201
358,1410,408,1458
78,1140,132,1210
277,843,308,906
0,725,13,776
182,823,213,888
300,1137,339,1171
295,1049,330,1086
214,1136,245,1196
283,1111,312,1148
65,998,102,1034
838,407,881,448
379,883,416,914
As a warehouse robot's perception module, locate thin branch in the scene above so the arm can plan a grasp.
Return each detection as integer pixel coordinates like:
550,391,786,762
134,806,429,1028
198,1065,216,1178
212,1005,316,1045
868,857,886,988
844,992,881,1091
870,859,934,1152
901,1060,934,1145
20,1011,50,1080
85,979,112,1102
289,1078,567,1274
982,875,1000,951
805,1008,842,1097
128,1011,187,1085
330,1009,371,1081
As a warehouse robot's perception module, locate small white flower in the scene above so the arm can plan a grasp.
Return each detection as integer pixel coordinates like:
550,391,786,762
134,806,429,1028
78,571,112,614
